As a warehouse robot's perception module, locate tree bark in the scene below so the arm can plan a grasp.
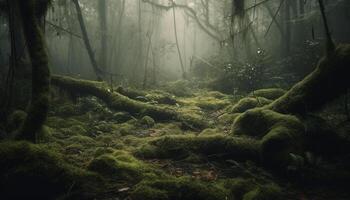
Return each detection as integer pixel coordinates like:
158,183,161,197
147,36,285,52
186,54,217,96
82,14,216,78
72,0,103,81
17,0,51,142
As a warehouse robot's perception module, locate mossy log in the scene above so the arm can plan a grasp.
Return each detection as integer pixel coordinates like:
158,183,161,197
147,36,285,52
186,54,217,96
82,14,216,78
268,44,350,114
51,75,207,130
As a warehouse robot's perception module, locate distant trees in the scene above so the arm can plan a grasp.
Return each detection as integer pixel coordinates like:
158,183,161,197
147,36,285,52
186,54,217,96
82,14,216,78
72,0,104,81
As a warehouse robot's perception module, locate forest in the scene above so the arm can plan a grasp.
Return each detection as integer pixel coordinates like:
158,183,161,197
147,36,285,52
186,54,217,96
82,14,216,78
0,0,350,199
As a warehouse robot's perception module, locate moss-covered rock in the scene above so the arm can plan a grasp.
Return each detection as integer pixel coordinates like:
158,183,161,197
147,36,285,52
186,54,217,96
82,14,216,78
88,151,158,182
251,88,286,100
231,109,305,168
113,112,134,123
230,97,272,114
131,178,228,200
140,116,156,128
0,141,103,199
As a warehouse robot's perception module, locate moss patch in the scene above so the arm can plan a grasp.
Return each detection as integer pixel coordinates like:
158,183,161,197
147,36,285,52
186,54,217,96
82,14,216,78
230,97,272,114
88,151,160,182
251,88,286,100
0,141,104,199
135,135,260,161
131,177,228,200
231,108,305,168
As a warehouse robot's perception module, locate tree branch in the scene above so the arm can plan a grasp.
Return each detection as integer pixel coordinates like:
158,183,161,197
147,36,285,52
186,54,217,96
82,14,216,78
142,0,222,42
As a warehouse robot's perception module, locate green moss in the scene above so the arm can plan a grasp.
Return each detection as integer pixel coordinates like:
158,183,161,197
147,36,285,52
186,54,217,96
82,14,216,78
140,116,156,128
231,109,305,168
67,135,96,146
198,128,221,136
52,75,207,130
94,147,115,157
119,122,137,136
195,96,230,111
220,178,256,199
243,184,283,200
136,135,260,161
230,97,272,113
113,112,134,123
57,104,78,116
145,92,177,105
37,125,53,142
217,113,240,126
0,141,104,199
163,80,193,97
6,110,27,132
153,123,183,136
251,88,286,100
88,151,158,182
132,185,169,200
65,143,84,154
131,178,228,200
45,117,85,129
207,91,228,99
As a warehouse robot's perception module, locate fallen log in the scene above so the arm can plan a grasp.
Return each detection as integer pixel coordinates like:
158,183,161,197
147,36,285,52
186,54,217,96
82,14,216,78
51,75,207,130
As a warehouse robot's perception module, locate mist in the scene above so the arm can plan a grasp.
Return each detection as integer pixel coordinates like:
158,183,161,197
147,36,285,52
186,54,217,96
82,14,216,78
1,0,350,199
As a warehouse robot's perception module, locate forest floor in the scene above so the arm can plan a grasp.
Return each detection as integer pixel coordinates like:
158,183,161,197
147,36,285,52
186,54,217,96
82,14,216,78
4,80,350,200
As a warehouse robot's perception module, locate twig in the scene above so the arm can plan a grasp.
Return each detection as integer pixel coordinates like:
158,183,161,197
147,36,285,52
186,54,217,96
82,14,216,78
317,0,335,54
264,0,285,37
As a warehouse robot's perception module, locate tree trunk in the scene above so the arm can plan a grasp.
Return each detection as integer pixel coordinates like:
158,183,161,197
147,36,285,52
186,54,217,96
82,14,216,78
143,34,152,89
283,0,291,56
72,0,103,81
268,44,350,114
17,0,51,142
172,6,186,79
98,0,108,71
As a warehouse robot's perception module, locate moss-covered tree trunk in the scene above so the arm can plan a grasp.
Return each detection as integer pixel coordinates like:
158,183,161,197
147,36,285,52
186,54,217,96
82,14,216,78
17,0,50,142
268,44,350,114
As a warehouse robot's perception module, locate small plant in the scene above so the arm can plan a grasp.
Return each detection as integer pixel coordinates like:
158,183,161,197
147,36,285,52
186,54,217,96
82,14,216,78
288,152,323,172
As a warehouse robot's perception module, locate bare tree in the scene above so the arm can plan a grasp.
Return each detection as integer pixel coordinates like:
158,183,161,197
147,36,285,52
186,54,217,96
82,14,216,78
72,0,103,80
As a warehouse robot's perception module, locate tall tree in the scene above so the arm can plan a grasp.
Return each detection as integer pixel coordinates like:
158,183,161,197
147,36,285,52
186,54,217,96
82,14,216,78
98,0,108,71
72,0,103,80
172,5,186,79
